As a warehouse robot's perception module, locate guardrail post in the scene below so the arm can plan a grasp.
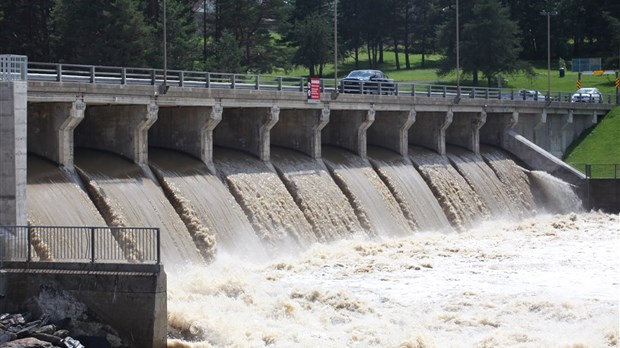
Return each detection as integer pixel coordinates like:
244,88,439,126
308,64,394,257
179,71,184,87
443,86,447,98
56,64,62,82
150,70,156,85
121,68,126,84
91,227,95,263
585,164,592,178
427,85,431,97
395,83,399,96
254,75,259,90
90,66,95,83
300,78,305,92
231,74,236,89
411,84,416,96
156,228,161,264
27,226,32,262
206,72,210,88
277,77,282,91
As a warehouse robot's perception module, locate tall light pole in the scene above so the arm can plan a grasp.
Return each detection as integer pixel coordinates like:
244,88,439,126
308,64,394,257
541,10,557,100
334,0,338,93
160,0,169,94
455,0,460,99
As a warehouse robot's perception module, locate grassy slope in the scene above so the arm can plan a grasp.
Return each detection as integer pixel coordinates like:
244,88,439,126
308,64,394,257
276,51,618,95
564,106,620,175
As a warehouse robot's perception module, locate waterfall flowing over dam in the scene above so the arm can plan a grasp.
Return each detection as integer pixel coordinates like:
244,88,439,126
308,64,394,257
25,144,580,265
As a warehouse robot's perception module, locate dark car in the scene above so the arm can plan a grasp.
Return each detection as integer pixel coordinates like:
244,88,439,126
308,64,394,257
339,70,395,95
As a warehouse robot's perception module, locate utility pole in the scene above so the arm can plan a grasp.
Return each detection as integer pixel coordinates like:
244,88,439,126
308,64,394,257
541,10,557,101
203,0,207,65
456,0,460,100
160,0,169,94
334,0,338,93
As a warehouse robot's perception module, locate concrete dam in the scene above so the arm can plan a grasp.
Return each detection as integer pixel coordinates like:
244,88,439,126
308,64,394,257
0,74,615,347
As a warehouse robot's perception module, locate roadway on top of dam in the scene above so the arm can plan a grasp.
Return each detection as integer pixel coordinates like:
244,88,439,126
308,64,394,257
20,62,615,116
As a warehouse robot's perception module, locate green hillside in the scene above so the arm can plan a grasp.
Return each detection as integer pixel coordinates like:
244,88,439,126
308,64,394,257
564,106,620,177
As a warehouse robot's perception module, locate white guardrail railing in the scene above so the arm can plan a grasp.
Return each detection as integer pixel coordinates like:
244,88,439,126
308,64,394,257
1,56,617,105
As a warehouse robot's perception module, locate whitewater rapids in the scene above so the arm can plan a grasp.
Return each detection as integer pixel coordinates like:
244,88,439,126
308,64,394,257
167,211,619,348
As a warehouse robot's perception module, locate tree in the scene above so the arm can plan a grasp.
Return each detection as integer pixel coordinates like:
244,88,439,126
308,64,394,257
461,0,523,85
52,0,151,66
291,12,333,77
0,1,54,61
208,30,242,73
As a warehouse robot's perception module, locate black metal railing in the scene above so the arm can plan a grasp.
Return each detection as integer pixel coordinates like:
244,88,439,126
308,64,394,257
576,164,620,179
9,60,616,105
0,226,160,264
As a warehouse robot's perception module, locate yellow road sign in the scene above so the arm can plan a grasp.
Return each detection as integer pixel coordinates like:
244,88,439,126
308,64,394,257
593,70,604,75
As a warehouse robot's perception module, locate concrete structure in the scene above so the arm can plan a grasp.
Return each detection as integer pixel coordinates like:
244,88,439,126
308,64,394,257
0,262,166,348
0,81,27,226
586,179,620,213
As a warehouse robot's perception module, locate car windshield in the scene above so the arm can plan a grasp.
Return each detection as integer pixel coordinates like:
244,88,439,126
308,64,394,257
576,88,597,94
347,71,374,78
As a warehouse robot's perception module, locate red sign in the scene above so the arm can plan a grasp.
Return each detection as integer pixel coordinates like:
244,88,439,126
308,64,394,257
307,78,321,103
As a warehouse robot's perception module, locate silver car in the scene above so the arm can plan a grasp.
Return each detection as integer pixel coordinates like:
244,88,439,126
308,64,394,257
571,88,602,103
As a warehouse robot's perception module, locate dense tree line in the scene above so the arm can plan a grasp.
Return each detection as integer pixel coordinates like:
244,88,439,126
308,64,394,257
0,0,618,84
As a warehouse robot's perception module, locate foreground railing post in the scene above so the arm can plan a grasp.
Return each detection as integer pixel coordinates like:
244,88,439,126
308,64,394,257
585,164,592,178
90,227,96,263
121,68,127,84
27,226,32,262
156,228,161,264
90,66,95,83
277,76,282,91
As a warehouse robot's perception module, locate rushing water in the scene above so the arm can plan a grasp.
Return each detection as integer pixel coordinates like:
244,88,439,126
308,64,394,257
167,212,619,348
74,149,204,267
409,146,490,231
26,155,121,261
322,146,412,237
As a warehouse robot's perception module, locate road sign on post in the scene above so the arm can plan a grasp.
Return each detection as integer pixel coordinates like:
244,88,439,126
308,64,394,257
307,77,321,103
577,72,582,90
616,71,619,104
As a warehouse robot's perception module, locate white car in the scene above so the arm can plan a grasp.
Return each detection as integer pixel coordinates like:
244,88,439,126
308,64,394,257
571,88,602,103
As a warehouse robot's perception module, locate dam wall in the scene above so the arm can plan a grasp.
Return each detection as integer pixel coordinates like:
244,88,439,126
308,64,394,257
0,262,167,348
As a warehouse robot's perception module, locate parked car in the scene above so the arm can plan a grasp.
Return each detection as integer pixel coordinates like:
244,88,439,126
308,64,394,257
518,89,546,101
571,88,602,103
340,70,395,95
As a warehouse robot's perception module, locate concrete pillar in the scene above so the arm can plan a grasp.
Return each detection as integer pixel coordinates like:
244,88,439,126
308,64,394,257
367,109,416,156
0,81,27,226
214,106,279,161
409,110,453,155
480,111,518,148
149,104,222,166
446,111,486,154
28,101,85,167
533,110,549,151
272,106,329,159
322,107,375,158
75,103,158,165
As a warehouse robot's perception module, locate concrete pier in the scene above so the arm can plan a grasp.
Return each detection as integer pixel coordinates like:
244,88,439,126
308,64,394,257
27,101,85,167
271,106,329,159
322,108,375,158
149,105,222,166
446,111,487,154
0,81,27,226
410,111,453,155
214,106,280,161
75,103,158,164
367,109,416,156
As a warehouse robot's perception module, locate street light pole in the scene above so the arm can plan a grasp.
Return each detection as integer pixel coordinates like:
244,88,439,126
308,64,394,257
334,0,338,93
456,0,460,99
541,10,557,101
160,0,169,94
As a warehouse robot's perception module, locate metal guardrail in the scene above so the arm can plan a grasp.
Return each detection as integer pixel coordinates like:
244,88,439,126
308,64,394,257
2,59,616,104
0,55,27,81
0,226,160,264
581,164,620,179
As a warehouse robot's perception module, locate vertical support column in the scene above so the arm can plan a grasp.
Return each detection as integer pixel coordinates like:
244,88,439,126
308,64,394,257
320,106,375,159
75,103,158,165
409,110,453,155
0,81,27,226
28,101,85,168
445,110,486,154
259,106,279,162
134,103,159,165
533,110,548,150
559,110,574,157
367,109,416,157
203,104,223,167
59,101,86,168
311,106,330,159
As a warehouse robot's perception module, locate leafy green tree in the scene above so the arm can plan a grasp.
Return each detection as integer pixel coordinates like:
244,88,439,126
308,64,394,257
0,1,54,61
52,0,151,66
291,12,333,77
461,0,523,85
208,30,242,73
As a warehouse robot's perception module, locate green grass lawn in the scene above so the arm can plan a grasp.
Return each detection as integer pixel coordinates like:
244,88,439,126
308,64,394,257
564,106,620,177
275,51,619,95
